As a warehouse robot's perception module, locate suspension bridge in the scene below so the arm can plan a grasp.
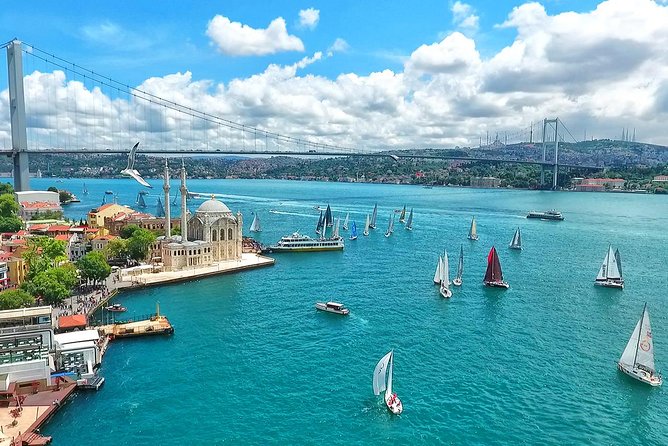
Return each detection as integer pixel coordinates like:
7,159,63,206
2,39,595,192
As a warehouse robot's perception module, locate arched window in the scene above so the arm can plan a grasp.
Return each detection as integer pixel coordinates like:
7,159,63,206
212,230,217,242
228,228,233,240
221,229,226,241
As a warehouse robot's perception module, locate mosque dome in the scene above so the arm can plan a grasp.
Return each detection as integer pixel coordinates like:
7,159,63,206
196,197,231,214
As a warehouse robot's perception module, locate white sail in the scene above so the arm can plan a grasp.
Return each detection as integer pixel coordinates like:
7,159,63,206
364,214,370,235
373,351,393,396
343,213,349,230
405,208,413,230
385,352,394,400
250,213,261,232
370,204,378,228
441,251,450,287
597,246,621,280
469,217,477,238
615,248,623,280
433,256,442,284
510,228,521,248
333,217,340,238
620,305,656,372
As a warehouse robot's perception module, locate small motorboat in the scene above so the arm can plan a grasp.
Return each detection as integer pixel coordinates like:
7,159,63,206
315,301,350,315
105,303,127,312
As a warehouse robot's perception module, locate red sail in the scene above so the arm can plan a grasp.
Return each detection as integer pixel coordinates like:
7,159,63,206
484,246,503,282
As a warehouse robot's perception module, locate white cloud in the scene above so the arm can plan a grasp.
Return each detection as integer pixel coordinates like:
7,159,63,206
5,0,668,152
298,8,320,30
327,38,350,57
206,15,304,56
451,1,479,33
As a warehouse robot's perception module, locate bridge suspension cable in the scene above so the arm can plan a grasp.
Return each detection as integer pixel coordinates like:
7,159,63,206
21,42,357,154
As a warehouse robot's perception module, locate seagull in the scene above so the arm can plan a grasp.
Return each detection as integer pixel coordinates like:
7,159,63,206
120,142,152,188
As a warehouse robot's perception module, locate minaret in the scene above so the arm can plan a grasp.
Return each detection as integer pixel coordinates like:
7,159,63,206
163,159,171,238
180,160,188,242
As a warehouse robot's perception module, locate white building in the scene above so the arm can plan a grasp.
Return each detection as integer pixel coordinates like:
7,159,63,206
54,330,102,379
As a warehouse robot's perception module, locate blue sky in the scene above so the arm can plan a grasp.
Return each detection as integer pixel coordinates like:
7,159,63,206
2,0,668,149
3,0,602,84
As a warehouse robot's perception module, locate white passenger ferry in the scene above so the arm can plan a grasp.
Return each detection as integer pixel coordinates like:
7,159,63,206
269,232,344,252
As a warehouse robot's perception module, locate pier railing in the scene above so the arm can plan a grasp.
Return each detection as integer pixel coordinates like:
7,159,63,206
90,312,159,326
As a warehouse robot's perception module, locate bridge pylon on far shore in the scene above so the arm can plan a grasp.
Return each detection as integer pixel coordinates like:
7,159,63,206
540,118,559,189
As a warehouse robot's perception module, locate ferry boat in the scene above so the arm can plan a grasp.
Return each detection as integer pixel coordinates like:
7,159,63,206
526,210,564,220
269,232,344,252
315,302,350,315
105,303,127,312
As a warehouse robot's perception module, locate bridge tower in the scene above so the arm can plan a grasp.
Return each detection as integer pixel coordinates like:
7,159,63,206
6,40,30,191
540,118,559,189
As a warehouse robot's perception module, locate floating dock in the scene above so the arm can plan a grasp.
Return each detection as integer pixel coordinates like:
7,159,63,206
97,314,174,339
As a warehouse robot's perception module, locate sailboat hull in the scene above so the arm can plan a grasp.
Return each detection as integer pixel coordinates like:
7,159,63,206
385,394,403,415
452,278,462,287
484,280,509,289
439,287,452,298
468,235,479,241
617,363,662,386
595,279,624,289
509,245,522,250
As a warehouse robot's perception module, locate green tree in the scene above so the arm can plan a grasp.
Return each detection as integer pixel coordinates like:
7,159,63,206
47,264,79,290
126,228,156,262
22,272,70,306
58,190,73,203
30,210,64,220
0,216,23,232
103,238,128,261
0,194,19,218
120,224,141,239
76,251,111,285
47,186,59,193
0,289,35,310
170,226,181,236
23,236,67,279
0,183,13,195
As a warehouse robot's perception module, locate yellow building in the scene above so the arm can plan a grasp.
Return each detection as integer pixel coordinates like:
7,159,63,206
6,257,27,287
87,203,136,228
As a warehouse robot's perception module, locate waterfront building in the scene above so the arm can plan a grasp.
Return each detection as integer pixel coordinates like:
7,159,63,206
14,191,62,220
104,212,181,237
87,203,137,228
152,161,243,271
0,307,55,393
54,329,102,379
652,175,668,183
470,176,501,188
574,178,626,191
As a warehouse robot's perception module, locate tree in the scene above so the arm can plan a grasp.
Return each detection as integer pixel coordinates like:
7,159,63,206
0,289,35,310
23,236,67,279
120,224,141,239
47,264,79,290
170,226,181,236
0,194,19,218
58,190,73,203
0,216,22,232
126,228,156,262
30,210,64,220
103,238,128,261
47,186,59,193
22,272,69,306
0,183,13,195
76,251,111,285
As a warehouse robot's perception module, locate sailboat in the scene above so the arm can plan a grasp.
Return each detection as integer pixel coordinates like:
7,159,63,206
373,350,403,415
433,255,443,284
405,208,413,231
363,214,370,236
509,227,522,250
453,245,463,286
332,217,341,239
82,183,89,196
324,204,333,228
399,205,406,223
343,213,349,231
155,197,165,218
171,191,178,206
249,212,261,232
595,245,624,289
439,251,452,298
483,246,509,288
136,192,147,209
315,211,324,236
384,214,394,237
467,217,478,241
617,303,662,386
370,204,378,229
349,221,358,240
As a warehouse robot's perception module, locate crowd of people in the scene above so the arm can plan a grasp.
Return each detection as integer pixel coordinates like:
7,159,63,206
55,285,113,318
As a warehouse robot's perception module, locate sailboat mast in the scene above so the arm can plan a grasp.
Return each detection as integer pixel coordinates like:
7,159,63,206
633,303,647,367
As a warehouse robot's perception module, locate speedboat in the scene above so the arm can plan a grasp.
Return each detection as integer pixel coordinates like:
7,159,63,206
105,303,127,312
452,278,462,287
315,302,349,315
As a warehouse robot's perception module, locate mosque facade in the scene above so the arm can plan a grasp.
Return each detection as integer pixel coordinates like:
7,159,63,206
153,161,243,271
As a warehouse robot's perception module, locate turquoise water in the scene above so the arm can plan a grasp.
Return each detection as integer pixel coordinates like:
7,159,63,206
32,178,668,445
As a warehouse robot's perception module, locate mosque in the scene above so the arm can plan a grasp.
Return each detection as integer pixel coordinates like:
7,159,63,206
152,161,243,271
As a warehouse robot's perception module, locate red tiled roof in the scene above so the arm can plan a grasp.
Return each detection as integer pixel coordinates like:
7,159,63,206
93,235,117,241
54,234,71,241
58,314,87,329
20,201,61,210
29,224,50,231
95,204,116,212
47,225,72,232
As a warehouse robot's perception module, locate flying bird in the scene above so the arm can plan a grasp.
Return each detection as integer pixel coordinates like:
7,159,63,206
120,142,152,188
